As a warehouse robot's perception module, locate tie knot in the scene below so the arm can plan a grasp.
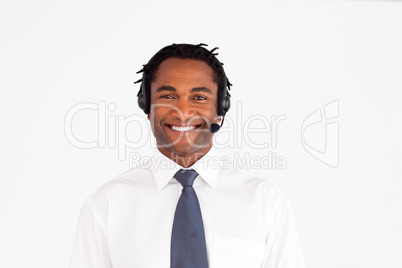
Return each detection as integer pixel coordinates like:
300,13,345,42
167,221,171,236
174,169,199,187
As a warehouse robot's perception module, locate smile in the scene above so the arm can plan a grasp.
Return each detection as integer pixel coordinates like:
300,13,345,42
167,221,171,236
167,124,200,132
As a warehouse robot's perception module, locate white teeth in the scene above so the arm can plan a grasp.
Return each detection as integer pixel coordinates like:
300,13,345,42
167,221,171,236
170,125,195,132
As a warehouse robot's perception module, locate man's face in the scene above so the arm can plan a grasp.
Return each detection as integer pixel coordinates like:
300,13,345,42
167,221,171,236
148,58,220,159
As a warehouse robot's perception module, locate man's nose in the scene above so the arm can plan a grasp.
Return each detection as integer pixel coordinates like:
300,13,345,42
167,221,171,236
172,98,196,119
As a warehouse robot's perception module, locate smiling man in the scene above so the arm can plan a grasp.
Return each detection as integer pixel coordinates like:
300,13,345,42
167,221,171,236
70,43,305,268
148,57,220,167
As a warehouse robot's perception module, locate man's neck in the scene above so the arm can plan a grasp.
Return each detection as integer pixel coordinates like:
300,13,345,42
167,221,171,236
157,145,213,168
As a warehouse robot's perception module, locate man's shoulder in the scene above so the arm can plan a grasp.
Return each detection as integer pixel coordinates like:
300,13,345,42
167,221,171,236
85,167,154,206
219,168,285,196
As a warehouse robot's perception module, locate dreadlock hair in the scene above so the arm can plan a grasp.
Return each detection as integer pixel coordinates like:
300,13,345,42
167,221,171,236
135,43,232,114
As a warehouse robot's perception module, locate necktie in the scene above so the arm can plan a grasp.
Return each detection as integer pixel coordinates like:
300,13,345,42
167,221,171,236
171,169,208,268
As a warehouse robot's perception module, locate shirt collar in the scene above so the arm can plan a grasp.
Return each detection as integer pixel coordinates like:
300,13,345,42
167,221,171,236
152,147,220,191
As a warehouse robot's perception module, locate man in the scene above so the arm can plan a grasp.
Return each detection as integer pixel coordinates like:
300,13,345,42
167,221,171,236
70,43,305,268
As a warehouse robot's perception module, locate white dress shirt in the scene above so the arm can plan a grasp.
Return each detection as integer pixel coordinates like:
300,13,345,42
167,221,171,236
69,147,305,268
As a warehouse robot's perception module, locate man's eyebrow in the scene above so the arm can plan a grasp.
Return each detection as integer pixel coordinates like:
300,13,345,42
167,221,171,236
190,87,212,94
155,86,212,94
156,86,176,93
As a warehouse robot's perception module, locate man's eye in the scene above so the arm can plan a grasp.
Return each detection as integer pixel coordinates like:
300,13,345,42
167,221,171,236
160,95,174,99
193,96,206,100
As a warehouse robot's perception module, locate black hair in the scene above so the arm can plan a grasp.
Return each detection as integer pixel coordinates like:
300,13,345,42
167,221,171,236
135,43,232,103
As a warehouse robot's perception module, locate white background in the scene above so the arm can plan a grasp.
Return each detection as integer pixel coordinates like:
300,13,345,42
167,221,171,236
1,0,401,267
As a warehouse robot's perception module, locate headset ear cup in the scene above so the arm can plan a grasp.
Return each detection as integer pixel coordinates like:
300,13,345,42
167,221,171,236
137,82,149,114
222,95,231,114
137,92,146,112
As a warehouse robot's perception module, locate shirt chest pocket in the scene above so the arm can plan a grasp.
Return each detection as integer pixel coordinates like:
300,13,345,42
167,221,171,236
212,236,266,268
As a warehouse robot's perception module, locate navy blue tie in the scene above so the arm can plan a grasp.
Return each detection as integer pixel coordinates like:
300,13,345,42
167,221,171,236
171,169,208,268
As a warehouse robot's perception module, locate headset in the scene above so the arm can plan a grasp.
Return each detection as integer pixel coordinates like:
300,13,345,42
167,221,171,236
137,60,230,133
